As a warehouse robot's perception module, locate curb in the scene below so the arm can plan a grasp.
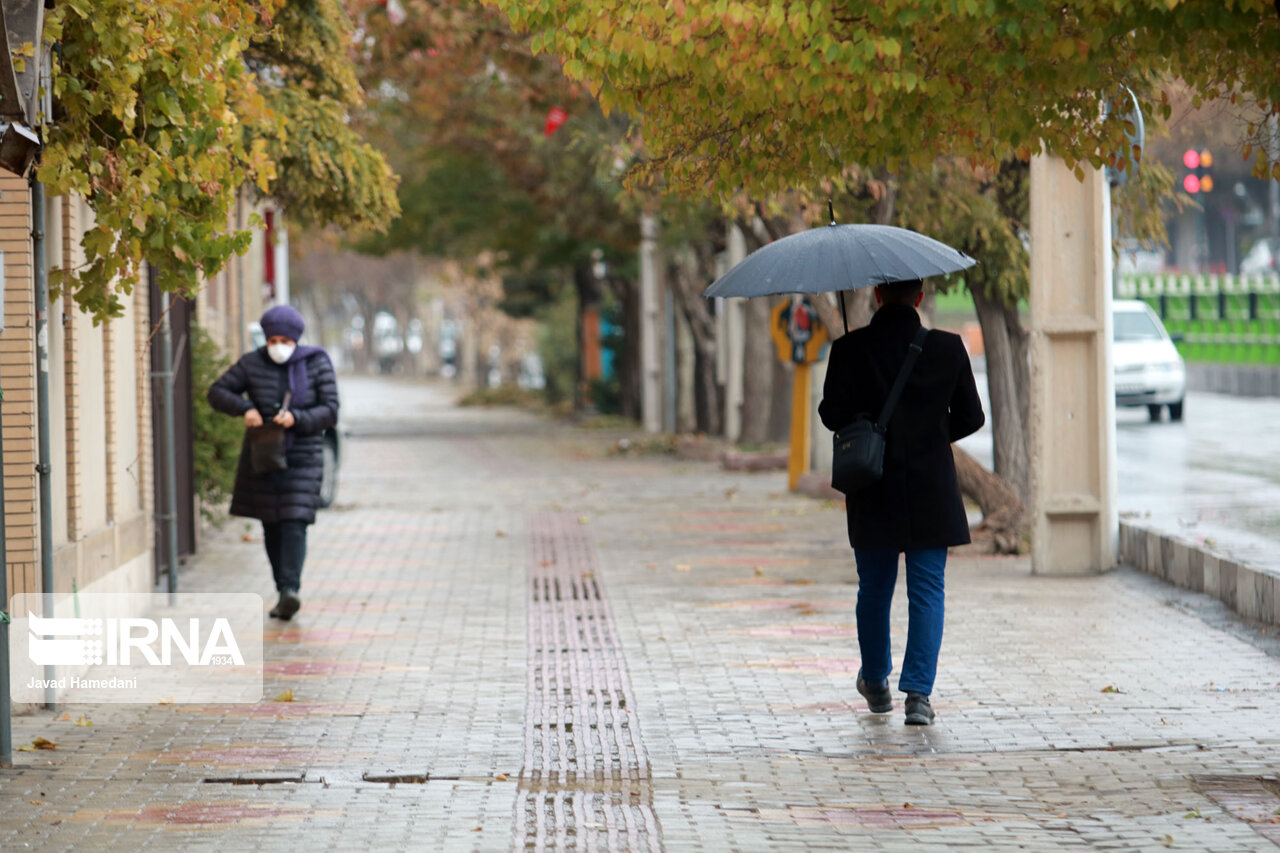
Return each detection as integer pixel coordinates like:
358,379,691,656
1186,363,1280,398
1119,520,1280,627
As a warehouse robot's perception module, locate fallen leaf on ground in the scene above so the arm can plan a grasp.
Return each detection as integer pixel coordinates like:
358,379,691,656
1159,834,1174,847
753,567,765,576
28,799,48,806
57,712,71,722
18,737,57,751
577,515,590,525
74,716,92,727
495,773,509,781
675,564,692,572
1100,685,1123,693
274,689,294,702
495,530,507,538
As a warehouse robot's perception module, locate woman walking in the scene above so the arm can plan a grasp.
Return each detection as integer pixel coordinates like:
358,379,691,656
208,305,339,620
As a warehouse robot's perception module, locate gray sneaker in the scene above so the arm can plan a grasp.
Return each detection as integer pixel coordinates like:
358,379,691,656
904,692,935,725
857,675,893,713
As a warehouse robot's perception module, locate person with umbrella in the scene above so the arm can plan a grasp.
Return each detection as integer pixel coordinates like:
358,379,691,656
818,278,984,725
705,216,984,725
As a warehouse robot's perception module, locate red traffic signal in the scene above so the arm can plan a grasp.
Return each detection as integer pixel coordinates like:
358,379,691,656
1181,148,1212,194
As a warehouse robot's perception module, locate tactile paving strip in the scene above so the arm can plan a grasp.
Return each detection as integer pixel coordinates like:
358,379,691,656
517,512,661,852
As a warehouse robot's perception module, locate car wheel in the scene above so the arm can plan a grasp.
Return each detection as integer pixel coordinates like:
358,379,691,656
1168,399,1184,422
1146,404,1163,422
318,439,338,508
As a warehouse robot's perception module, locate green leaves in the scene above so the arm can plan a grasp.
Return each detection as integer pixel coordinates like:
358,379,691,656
486,0,1280,197
43,0,399,323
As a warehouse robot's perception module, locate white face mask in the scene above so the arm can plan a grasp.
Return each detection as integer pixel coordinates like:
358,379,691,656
267,343,296,365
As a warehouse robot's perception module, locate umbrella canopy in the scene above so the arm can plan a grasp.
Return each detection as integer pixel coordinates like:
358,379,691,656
702,223,976,299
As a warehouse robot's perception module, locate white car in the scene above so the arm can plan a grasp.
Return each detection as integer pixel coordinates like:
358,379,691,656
1112,299,1186,422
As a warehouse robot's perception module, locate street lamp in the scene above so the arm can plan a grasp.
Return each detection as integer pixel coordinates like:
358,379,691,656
0,121,39,178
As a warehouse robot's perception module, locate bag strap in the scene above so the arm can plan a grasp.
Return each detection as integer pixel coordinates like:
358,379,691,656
874,326,929,430
281,389,293,411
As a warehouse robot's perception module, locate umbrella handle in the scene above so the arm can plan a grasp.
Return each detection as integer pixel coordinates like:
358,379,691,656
828,199,836,226
838,290,849,335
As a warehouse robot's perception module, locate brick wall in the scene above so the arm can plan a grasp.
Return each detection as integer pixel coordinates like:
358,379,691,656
0,173,37,599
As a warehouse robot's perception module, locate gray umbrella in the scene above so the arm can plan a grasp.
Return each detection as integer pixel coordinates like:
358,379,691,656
702,222,976,301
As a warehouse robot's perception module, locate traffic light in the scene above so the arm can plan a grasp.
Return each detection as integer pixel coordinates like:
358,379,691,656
1182,148,1213,194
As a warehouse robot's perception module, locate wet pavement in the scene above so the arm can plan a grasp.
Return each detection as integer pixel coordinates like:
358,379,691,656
957,377,1280,573
3,376,1280,851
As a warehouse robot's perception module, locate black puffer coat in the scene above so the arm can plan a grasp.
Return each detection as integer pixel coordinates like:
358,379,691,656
208,348,340,524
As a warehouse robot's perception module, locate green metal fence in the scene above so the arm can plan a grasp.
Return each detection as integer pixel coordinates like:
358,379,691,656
1117,273,1280,364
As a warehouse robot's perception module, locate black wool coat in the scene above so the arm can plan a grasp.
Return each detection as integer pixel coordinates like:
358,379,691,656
208,348,340,525
818,303,985,550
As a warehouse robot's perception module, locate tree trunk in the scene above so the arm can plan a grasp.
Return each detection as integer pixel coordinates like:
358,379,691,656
572,263,602,412
768,357,792,442
613,277,642,421
739,296,775,445
953,444,1026,554
970,285,1031,507
674,306,696,433
667,254,723,435
693,337,722,435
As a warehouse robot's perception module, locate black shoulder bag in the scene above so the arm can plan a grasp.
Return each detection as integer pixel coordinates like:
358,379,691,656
247,390,292,475
830,326,928,495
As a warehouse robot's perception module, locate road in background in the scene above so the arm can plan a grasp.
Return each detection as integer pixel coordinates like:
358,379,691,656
958,363,1280,571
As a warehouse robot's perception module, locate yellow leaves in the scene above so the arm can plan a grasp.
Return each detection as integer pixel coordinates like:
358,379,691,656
273,688,294,702
17,737,58,751
1049,38,1077,60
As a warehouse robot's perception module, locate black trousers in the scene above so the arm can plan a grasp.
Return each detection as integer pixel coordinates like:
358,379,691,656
262,520,308,593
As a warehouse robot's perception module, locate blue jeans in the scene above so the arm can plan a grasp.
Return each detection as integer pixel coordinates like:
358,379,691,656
854,547,947,696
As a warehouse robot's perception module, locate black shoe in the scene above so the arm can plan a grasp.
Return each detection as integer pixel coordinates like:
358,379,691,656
857,675,893,713
904,692,935,726
274,590,301,621
268,600,281,618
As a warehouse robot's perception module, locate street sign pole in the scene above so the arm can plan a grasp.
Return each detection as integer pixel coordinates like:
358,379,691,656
788,362,811,491
771,296,828,491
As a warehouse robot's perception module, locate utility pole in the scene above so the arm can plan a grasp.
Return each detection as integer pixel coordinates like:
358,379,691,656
639,214,662,434
151,274,180,604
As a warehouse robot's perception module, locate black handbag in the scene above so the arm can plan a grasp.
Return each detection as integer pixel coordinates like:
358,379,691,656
831,326,928,495
247,390,292,475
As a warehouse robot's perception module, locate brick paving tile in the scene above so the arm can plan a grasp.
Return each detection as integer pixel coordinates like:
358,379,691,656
3,376,1280,852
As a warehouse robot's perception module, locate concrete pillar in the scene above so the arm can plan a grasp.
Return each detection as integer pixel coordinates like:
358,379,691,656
720,225,748,442
639,214,663,433
1029,155,1117,575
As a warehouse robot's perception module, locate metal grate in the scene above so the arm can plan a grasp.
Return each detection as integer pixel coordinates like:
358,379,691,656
517,513,661,852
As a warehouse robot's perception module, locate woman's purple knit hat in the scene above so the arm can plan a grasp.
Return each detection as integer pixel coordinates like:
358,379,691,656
260,305,305,342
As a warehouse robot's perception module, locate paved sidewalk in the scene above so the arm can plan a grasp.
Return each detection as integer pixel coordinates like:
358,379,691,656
3,376,1280,852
